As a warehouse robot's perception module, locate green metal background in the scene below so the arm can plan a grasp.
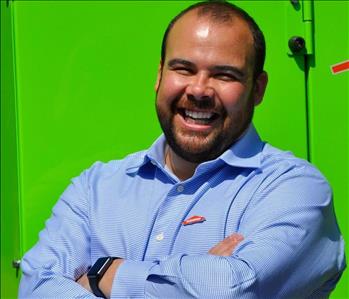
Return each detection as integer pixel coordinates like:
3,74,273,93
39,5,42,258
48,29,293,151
307,1,349,297
1,0,347,298
1,0,21,297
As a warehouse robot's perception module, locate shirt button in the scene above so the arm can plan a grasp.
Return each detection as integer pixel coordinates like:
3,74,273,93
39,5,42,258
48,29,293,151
177,185,184,193
155,232,164,241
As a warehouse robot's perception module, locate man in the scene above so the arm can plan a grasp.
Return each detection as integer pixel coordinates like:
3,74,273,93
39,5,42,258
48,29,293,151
19,1,345,298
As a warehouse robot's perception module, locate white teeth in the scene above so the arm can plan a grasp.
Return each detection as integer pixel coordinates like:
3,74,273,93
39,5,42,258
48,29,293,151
185,110,213,119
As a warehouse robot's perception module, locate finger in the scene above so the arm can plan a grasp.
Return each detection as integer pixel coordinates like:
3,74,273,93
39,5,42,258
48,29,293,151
227,233,244,244
209,244,231,256
209,238,233,255
208,233,244,256
216,233,244,250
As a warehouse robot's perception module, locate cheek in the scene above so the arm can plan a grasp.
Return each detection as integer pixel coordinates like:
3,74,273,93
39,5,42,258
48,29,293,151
158,73,187,99
156,76,183,113
218,84,251,113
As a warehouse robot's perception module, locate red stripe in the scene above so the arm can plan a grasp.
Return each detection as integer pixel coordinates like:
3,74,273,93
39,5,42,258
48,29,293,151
331,60,349,74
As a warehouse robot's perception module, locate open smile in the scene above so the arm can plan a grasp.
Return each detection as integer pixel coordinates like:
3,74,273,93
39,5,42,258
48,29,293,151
175,108,220,132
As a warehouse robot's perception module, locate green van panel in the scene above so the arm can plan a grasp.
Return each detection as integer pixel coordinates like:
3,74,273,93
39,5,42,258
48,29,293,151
308,1,349,297
2,0,347,297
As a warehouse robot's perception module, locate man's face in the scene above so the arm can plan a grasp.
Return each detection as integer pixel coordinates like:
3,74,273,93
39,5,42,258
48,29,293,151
155,11,267,163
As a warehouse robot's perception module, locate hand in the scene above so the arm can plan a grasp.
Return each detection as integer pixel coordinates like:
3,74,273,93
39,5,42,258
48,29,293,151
208,233,244,256
77,235,242,296
76,259,124,299
76,273,92,293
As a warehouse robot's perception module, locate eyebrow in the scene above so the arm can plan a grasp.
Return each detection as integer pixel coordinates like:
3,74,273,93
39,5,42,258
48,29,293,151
167,58,195,69
210,65,246,80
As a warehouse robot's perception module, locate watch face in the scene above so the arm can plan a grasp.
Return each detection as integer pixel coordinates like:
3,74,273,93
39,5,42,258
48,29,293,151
88,257,112,278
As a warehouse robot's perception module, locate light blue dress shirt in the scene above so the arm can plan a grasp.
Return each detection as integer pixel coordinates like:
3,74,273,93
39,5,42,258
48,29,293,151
19,124,345,298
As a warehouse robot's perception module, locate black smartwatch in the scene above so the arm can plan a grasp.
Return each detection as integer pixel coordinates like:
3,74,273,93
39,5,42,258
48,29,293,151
87,257,119,298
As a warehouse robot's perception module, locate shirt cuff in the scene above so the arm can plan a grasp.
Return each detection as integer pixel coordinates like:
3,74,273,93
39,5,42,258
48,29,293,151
111,260,156,298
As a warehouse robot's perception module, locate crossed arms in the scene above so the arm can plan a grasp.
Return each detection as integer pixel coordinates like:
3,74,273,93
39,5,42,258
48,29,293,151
76,234,244,298
19,162,345,298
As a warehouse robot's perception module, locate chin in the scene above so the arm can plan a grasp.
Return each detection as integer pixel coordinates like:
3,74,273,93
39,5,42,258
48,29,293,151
169,133,228,163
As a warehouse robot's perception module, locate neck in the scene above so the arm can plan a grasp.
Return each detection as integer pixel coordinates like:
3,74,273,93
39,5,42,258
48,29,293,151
165,146,198,181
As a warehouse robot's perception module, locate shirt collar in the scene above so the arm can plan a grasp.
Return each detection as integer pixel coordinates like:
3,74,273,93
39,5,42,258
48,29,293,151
126,123,264,174
218,124,264,169
125,135,166,174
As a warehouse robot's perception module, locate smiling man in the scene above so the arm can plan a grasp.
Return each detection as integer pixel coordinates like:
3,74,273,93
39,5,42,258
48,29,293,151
155,8,266,180
19,1,345,298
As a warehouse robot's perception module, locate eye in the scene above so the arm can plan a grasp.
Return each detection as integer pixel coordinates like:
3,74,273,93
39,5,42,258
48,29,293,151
173,67,193,76
214,73,237,82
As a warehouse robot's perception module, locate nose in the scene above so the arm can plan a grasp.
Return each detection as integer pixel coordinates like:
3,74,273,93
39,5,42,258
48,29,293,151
186,73,214,100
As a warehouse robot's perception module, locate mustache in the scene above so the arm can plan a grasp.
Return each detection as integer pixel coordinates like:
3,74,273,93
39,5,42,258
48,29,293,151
171,94,223,113
187,94,216,109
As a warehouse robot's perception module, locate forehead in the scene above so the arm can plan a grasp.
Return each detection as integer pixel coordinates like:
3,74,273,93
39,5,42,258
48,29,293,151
166,10,254,68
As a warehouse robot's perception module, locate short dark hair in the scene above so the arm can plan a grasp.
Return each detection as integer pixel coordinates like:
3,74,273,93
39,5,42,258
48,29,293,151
160,1,266,80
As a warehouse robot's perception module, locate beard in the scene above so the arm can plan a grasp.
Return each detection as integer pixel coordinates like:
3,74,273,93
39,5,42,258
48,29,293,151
156,95,254,164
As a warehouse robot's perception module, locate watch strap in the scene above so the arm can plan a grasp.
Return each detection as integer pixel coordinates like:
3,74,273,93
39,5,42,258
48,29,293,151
87,257,119,298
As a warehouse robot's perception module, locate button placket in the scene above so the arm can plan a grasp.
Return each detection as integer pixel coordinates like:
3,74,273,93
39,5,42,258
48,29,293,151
144,185,189,259
176,185,184,193
155,232,164,241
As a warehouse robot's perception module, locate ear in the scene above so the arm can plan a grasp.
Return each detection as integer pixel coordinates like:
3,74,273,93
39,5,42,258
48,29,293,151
252,71,268,106
154,62,163,92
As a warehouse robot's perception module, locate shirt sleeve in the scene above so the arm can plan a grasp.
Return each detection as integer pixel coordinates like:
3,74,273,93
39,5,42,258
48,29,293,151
111,165,345,298
18,170,97,299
